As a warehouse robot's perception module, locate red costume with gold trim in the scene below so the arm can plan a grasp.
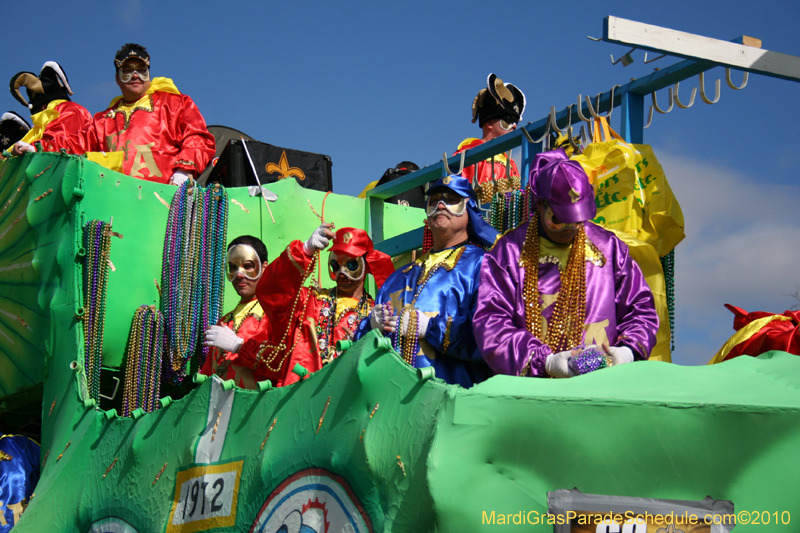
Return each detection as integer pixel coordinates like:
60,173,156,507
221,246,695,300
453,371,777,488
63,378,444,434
454,138,520,204
200,298,273,389
253,230,394,387
252,241,373,387
19,100,98,154
94,77,215,183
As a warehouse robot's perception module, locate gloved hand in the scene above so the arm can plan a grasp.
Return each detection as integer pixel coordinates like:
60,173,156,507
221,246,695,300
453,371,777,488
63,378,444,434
169,170,191,186
204,325,243,354
604,343,634,366
303,223,334,256
545,350,577,378
370,303,395,333
399,310,430,338
11,141,35,155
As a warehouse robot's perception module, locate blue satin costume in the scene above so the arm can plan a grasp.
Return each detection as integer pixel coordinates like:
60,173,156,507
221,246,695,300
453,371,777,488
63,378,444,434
356,174,498,388
0,435,40,531
357,244,490,387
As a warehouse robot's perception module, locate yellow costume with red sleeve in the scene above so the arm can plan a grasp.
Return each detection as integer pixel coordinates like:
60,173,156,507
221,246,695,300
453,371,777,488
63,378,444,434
19,99,98,154
199,297,273,389
454,137,520,204
93,77,215,183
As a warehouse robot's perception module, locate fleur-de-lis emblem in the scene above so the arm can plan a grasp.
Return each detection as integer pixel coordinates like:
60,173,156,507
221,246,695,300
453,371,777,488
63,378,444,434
265,151,306,181
442,176,452,184
342,232,353,244
569,187,581,203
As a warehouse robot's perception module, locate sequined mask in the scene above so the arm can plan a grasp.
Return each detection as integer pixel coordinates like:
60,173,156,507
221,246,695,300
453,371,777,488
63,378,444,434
426,192,467,218
226,244,263,282
328,254,365,282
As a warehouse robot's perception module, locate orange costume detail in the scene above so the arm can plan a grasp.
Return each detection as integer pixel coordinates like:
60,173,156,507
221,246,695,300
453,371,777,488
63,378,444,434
454,137,520,204
200,298,272,389
254,241,375,387
21,100,98,154
93,77,215,183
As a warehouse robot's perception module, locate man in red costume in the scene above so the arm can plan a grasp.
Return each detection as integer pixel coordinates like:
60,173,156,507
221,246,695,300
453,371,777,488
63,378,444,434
8,61,98,155
94,43,215,185
454,73,525,204
200,236,272,389
253,225,395,387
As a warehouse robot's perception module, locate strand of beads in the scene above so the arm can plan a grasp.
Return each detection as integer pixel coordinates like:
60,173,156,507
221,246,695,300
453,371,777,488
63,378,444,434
160,179,228,385
82,220,113,402
660,249,676,351
121,306,164,417
400,311,420,366
422,220,434,254
521,212,587,353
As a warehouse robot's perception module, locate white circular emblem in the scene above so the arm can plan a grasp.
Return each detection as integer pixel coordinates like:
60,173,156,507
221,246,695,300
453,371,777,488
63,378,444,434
322,308,330,317
250,468,372,533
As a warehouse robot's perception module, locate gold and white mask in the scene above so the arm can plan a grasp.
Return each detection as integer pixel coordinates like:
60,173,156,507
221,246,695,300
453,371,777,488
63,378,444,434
426,190,468,218
226,244,263,282
328,254,366,282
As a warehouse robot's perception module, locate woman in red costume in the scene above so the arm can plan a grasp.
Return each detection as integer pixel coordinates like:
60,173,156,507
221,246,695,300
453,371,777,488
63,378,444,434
201,236,272,389
93,43,215,185
253,225,394,387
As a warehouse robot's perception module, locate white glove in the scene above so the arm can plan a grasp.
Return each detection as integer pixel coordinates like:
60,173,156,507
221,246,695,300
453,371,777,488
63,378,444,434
303,224,332,256
169,170,191,186
606,345,634,366
399,310,429,338
12,141,35,155
203,325,243,354
370,304,394,332
545,350,577,378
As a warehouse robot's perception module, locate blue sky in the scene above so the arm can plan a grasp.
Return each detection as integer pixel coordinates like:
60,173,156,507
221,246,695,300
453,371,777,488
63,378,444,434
5,0,799,365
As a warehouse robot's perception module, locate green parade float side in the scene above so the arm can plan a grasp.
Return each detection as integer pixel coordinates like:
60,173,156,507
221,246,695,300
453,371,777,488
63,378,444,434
3,152,800,532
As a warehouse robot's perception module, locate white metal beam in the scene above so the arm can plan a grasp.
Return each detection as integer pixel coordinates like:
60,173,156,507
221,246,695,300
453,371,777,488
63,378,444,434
604,16,800,83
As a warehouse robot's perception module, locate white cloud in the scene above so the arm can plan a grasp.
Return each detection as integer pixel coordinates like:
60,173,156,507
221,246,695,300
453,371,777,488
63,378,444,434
658,151,800,365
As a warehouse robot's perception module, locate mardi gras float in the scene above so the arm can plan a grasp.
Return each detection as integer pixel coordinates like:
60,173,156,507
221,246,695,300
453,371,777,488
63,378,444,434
3,16,800,533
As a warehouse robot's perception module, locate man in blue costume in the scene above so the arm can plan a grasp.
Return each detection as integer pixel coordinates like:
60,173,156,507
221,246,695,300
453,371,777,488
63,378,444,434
356,175,498,387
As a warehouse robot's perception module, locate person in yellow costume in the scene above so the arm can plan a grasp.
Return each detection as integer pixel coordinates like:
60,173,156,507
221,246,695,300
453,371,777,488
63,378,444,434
94,43,215,185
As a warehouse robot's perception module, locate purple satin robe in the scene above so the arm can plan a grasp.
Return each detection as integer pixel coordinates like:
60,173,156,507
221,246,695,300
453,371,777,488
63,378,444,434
474,221,658,377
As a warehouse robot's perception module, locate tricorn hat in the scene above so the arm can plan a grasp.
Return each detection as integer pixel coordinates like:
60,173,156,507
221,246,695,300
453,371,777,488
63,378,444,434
472,73,526,127
9,61,73,112
0,111,31,149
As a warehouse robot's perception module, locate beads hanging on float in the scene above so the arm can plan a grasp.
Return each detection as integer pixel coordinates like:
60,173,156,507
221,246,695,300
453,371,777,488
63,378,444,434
121,305,164,417
81,219,113,402
160,179,228,385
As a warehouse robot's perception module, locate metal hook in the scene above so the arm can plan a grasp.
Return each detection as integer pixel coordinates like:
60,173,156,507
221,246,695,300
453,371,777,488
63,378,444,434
562,105,580,153
652,88,674,114
442,150,466,176
457,150,466,174
725,68,749,90
644,106,654,129
576,94,592,123
673,82,696,109
600,85,618,118
610,48,637,66
587,35,603,41
584,93,602,119
521,127,536,145
698,71,721,104
644,52,667,64
547,106,563,133
442,152,451,175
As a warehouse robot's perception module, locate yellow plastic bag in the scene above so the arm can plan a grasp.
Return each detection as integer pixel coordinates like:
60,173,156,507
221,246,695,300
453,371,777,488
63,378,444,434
572,117,685,257
609,229,672,362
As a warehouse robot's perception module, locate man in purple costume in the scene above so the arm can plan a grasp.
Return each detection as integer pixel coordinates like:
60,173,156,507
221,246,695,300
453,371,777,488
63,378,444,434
474,149,658,378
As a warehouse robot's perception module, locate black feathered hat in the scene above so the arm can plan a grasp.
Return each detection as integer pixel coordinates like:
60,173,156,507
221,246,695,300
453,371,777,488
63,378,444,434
471,73,526,127
10,61,73,113
114,43,150,69
0,111,31,149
